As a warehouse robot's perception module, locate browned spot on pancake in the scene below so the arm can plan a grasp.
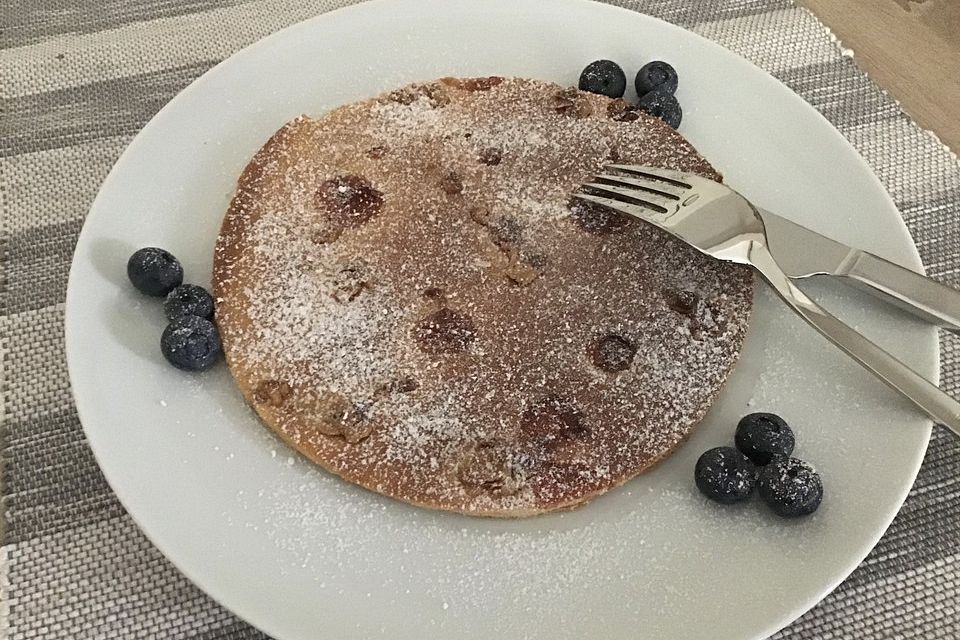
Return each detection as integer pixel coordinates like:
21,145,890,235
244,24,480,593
439,171,464,195
552,87,593,118
457,443,527,496
296,390,371,443
253,379,292,406
569,198,631,234
422,286,445,301
505,260,539,286
524,252,548,268
332,261,371,303
607,98,640,122
387,88,417,105
386,83,449,107
550,437,594,467
667,290,700,316
591,334,636,372
444,76,504,92
414,308,477,354
478,147,502,165
309,224,343,245
315,175,384,228
392,377,419,393
520,394,588,445
421,82,451,107
468,205,492,225
488,214,522,248
366,145,387,159
374,376,420,399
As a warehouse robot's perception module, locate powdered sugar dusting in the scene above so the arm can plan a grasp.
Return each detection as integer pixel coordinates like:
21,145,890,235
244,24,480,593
213,77,752,515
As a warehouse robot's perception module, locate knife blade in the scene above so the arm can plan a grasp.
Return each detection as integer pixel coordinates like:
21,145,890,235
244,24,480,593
757,209,861,278
757,208,960,333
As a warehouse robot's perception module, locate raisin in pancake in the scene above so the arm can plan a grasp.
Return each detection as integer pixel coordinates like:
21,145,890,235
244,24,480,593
213,77,753,517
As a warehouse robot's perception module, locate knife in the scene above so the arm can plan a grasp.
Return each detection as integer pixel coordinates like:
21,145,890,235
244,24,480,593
758,208,960,333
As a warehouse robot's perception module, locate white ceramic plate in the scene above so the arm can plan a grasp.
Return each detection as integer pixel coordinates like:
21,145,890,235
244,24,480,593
65,1,937,638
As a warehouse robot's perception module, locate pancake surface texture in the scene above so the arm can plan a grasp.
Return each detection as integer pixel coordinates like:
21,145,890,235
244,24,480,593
213,77,753,517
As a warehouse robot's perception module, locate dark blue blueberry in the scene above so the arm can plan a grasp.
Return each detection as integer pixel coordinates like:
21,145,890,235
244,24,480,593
735,412,795,466
127,247,183,297
164,284,215,321
634,60,678,96
578,60,627,99
637,91,682,129
759,457,823,517
160,315,222,372
694,446,757,504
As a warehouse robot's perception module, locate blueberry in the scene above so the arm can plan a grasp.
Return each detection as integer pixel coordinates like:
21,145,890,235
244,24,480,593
637,91,682,129
164,284,215,321
578,60,627,99
634,60,678,96
127,247,183,297
160,315,222,372
735,412,795,466
758,457,823,517
694,446,757,504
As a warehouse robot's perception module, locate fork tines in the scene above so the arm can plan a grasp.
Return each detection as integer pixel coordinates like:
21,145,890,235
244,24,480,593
606,165,693,189
575,165,692,216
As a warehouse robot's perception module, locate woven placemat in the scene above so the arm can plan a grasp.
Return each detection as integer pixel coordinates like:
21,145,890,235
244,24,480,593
1,0,958,637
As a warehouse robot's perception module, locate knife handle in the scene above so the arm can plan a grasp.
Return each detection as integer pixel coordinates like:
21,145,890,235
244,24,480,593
838,250,960,334
749,242,960,436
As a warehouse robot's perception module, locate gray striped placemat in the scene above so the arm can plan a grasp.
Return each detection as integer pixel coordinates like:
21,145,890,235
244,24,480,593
1,0,958,638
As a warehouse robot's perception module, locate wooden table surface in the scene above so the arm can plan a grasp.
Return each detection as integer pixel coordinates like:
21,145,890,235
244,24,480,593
799,0,960,152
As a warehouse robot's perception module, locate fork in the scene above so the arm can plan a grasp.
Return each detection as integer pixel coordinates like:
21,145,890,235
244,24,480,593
574,165,960,436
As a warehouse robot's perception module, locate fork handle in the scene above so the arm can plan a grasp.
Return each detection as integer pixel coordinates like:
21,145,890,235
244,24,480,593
838,250,960,334
749,242,960,436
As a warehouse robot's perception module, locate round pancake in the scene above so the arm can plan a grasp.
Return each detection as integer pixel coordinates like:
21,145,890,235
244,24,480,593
213,77,753,517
